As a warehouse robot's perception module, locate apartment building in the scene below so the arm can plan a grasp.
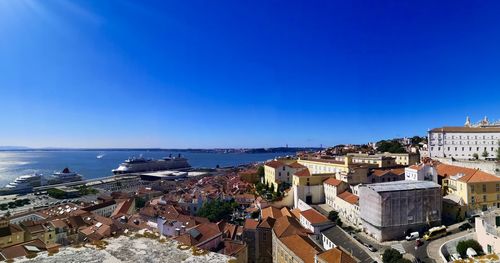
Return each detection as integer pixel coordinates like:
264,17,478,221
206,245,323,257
441,163,500,215
428,117,500,160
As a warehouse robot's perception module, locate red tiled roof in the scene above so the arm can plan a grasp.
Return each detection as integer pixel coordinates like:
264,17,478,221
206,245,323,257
317,247,359,263
300,209,330,224
436,163,500,183
337,191,359,205
273,216,309,238
288,162,306,169
265,160,285,169
294,169,311,177
279,234,322,263
324,177,343,186
244,219,259,230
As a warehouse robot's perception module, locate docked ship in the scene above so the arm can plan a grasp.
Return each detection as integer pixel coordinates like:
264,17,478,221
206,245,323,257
47,168,83,184
112,154,191,175
2,173,43,194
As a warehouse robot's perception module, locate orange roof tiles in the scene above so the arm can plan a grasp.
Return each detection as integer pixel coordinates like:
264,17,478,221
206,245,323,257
317,247,359,263
294,169,311,177
300,209,330,224
244,219,259,230
436,163,500,183
288,162,306,169
265,160,285,169
337,191,359,205
261,206,286,219
273,216,309,238
279,234,322,263
324,177,343,186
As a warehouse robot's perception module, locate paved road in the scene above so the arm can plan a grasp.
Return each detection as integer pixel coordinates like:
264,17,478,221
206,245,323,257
426,230,473,263
324,226,375,263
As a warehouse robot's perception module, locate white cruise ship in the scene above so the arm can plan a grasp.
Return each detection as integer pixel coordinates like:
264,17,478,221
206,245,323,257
48,168,83,184
3,173,43,194
112,154,190,175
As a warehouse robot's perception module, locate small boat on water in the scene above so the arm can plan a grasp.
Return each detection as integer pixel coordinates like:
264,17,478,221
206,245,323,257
96,154,105,159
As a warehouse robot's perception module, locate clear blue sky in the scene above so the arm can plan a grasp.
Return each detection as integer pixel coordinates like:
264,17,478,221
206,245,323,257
1,0,500,148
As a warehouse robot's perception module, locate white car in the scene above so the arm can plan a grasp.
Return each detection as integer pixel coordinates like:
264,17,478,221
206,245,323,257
405,232,419,240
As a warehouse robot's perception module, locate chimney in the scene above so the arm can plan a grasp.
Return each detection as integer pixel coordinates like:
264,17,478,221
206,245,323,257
175,228,181,236
181,225,186,234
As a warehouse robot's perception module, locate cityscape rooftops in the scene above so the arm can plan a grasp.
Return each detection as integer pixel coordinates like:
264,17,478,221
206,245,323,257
317,247,359,263
337,191,359,205
324,178,343,186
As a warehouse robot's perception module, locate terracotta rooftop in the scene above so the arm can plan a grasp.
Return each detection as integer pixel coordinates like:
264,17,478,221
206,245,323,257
279,234,322,263
337,191,359,205
288,162,306,169
294,169,311,177
436,163,500,183
173,222,222,246
273,215,309,238
265,160,285,169
317,247,359,263
300,209,330,224
261,206,290,219
257,217,276,229
244,219,259,230
324,177,343,186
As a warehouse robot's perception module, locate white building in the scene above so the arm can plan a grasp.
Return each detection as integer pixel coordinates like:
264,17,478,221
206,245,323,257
323,178,349,207
404,163,438,183
299,209,334,241
476,209,500,254
429,116,500,160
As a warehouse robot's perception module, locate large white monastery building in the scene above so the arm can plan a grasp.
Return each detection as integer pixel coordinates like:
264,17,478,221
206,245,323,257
428,116,500,160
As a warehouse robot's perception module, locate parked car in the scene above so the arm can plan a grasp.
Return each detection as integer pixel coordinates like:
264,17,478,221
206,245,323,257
459,223,473,231
366,244,377,252
406,231,419,240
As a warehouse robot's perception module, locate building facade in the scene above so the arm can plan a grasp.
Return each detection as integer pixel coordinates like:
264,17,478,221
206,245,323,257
264,160,307,192
359,181,442,241
475,209,500,254
428,117,500,160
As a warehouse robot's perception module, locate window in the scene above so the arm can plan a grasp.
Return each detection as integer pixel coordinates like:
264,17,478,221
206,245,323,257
484,195,487,202
483,184,487,192
471,196,475,203
496,184,499,192
471,185,475,193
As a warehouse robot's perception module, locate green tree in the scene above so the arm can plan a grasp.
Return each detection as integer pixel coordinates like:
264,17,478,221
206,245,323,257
383,248,403,263
482,149,489,158
135,197,147,209
376,140,406,153
269,183,275,192
197,199,238,222
328,211,339,221
473,153,479,160
257,166,265,178
251,210,260,219
456,239,483,258
47,188,66,199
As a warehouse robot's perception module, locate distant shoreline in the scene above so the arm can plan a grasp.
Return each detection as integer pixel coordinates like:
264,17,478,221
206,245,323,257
0,147,318,154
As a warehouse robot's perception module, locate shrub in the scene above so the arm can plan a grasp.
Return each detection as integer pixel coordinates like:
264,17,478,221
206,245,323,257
383,248,402,263
456,239,483,258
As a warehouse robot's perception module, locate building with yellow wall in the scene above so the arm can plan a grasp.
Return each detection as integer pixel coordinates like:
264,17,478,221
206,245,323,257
441,163,500,216
0,217,24,248
264,160,306,192
297,157,368,185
